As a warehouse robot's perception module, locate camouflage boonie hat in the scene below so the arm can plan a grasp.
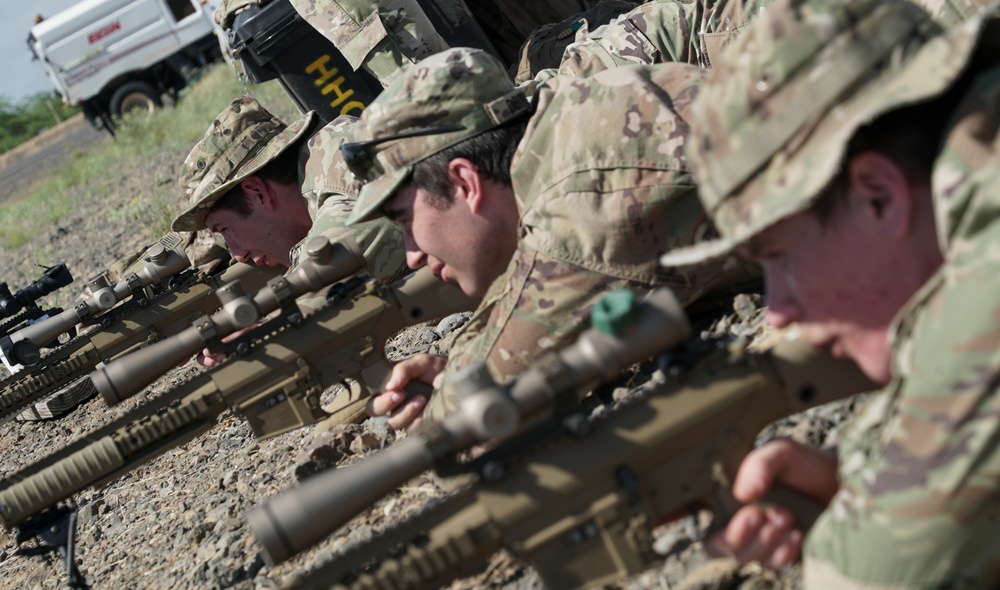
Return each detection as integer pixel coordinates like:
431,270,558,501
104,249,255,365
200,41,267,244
661,0,993,267
344,47,533,225
171,96,318,232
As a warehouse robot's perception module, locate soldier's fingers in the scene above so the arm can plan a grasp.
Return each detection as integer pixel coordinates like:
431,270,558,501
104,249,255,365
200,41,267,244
760,528,803,570
732,440,799,502
739,508,795,568
385,354,440,390
367,390,407,417
196,348,227,367
734,438,839,505
406,415,425,433
704,505,767,559
387,394,428,430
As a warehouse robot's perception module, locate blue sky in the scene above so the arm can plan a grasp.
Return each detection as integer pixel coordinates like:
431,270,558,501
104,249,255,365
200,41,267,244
2,0,85,103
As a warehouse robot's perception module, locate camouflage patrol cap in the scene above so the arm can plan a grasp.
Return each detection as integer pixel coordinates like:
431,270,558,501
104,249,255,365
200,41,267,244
171,96,318,232
345,47,532,225
661,0,994,267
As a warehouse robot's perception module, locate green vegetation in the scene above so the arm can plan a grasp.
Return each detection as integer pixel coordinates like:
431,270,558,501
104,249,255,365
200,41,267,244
0,65,298,248
0,92,80,154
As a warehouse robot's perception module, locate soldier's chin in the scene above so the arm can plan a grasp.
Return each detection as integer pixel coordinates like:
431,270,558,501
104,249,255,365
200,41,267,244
845,342,893,386
458,276,487,300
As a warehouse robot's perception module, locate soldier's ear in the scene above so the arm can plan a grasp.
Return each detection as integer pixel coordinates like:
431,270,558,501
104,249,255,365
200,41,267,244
447,158,483,213
241,176,277,211
846,152,913,240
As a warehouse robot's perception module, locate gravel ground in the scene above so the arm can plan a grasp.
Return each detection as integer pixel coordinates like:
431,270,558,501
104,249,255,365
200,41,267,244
0,120,867,590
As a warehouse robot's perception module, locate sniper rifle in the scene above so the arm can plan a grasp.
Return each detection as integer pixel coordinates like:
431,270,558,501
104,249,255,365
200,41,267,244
249,288,877,590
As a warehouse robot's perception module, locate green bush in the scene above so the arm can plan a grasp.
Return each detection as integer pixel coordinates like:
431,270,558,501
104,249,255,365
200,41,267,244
0,92,80,154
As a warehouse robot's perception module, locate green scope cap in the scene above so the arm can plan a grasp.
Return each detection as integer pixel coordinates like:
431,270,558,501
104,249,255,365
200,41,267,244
591,290,637,337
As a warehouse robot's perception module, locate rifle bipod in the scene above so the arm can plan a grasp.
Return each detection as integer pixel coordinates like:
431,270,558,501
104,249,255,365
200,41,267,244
15,505,90,590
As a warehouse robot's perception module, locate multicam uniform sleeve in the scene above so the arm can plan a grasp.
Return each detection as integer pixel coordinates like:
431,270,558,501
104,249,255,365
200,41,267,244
291,117,407,312
804,69,1000,589
288,0,448,88
557,0,771,77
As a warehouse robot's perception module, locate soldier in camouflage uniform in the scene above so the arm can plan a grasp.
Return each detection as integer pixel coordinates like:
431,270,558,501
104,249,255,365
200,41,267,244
173,96,405,364
508,0,640,85
342,47,754,429
172,95,404,279
658,0,1000,585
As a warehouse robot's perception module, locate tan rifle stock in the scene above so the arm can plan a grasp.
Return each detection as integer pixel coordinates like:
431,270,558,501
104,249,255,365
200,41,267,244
0,258,282,424
0,265,476,529
250,288,878,590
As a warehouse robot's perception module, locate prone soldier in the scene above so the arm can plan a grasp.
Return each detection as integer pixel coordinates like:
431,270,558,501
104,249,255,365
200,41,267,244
170,96,408,363
341,47,759,430
658,0,1000,586
171,96,404,277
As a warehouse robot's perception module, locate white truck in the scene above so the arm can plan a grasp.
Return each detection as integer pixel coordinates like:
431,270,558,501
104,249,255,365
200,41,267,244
27,0,222,132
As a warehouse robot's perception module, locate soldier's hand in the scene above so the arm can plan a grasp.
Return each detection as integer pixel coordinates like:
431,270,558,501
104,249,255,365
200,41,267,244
367,353,447,431
195,324,258,367
704,438,839,570
198,347,229,367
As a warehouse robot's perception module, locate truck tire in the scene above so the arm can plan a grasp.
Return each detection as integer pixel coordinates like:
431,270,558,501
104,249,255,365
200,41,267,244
109,81,162,118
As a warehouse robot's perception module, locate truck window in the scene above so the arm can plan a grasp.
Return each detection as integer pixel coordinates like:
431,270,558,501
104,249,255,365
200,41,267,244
167,0,196,21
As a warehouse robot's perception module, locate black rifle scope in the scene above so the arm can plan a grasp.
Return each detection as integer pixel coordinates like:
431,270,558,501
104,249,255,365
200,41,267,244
0,263,73,318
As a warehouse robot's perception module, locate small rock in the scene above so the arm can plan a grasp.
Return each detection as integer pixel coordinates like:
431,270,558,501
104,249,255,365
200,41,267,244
78,503,98,526
733,293,763,322
195,541,218,564
611,386,630,402
653,530,692,556
293,430,354,480
349,430,385,455
435,313,470,336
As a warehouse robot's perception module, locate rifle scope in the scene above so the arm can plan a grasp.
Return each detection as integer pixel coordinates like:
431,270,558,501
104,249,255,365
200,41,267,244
0,263,73,318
